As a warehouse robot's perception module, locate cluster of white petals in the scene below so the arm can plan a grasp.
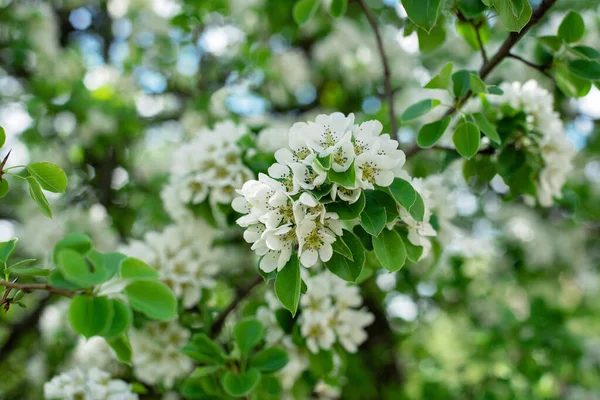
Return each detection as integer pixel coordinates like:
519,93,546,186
489,80,576,207
44,368,137,400
121,221,221,308
299,271,374,353
161,121,254,220
129,321,193,388
233,113,406,272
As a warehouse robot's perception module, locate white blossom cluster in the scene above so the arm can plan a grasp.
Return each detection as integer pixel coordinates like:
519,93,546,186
233,112,406,272
129,321,193,388
161,121,254,221
44,368,137,400
120,221,221,308
488,80,576,207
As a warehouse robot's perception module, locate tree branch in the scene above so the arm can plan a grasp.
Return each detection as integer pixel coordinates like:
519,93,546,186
210,276,263,337
507,53,553,78
405,0,558,159
0,281,77,311
473,21,488,63
357,0,397,135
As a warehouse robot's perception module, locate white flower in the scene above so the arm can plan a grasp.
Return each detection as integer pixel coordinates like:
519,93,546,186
301,312,337,354
297,219,336,267
355,152,397,189
306,112,355,156
290,156,327,190
334,308,374,353
130,321,193,388
44,368,138,400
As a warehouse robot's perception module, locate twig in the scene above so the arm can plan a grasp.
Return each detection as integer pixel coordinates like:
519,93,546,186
472,21,488,63
405,0,558,159
0,280,77,308
357,0,397,135
210,276,263,337
507,53,553,78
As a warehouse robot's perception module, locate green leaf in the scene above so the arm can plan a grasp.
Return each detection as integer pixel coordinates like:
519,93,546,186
0,126,4,148
324,230,365,282
373,229,407,272
124,281,178,320
293,0,319,24
86,251,125,283
120,257,159,280
329,0,347,17
538,35,563,53
308,349,334,376
409,192,425,222
331,236,353,261
487,86,504,95
234,318,265,355
181,333,226,364
48,269,86,291
69,295,113,339
417,19,447,53
387,178,416,209
0,238,17,269
401,99,441,122
469,74,487,94
417,116,451,148
26,176,52,218
493,0,532,32
326,191,365,220
221,369,261,397
101,299,131,339
568,45,600,60
568,59,600,80
555,64,592,97
108,334,132,364
7,266,50,277
401,0,444,33
457,21,490,51
275,256,301,316
53,233,93,265
327,162,356,187
0,179,8,199
359,191,388,236
27,162,67,193
457,0,487,18
508,0,524,18
452,70,472,98
473,112,501,144
399,232,424,262
453,121,480,159
424,62,453,90
57,249,96,287
250,347,289,373
558,10,585,43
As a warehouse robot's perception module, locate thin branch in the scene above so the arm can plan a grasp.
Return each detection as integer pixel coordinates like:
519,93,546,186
507,53,553,78
210,276,263,337
0,281,77,309
357,0,397,135
472,21,488,63
405,0,558,159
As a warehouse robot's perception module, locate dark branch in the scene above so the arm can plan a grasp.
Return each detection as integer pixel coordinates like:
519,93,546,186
507,53,553,78
357,0,398,135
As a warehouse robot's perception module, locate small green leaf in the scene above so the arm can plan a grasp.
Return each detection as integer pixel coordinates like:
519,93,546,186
401,99,441,122
250,347,289,373
27,162,67,193
555,64,592,97
108,334,132,364
373,229,406,272
417,19,447,53
424,62,453,90
327,162,356,187
7,266,50,277
452,70,472,98
120,257,159,280
101,299,131,339
359,191,388,236
293,0,319,24
69,295,113,339
558,10,585,43
324,230,365,282
487,86,504,95
387,178,416,210
329,0,347,18
221,369,261,397
0,179,8,199
417,116,451,148
275,256,301,316
47,270,86,291
124,281,178,320
26,176,52,218
409,192,425,222
469,74,487,94
0,238,17,269
453,121,480,159
401,0,444,33
331,236,353,261
181,333,227,364
538,35,563,52
308,349,334,376
493,0,532,32
326,191,365,220
568,59,600,80
568,45,600,60
473,112,501,144
234,318,265,355
0,126,4,148
53,233,93,265
457,0,487,18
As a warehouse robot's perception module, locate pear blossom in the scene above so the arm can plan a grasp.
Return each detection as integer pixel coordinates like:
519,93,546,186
44,368,137,400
